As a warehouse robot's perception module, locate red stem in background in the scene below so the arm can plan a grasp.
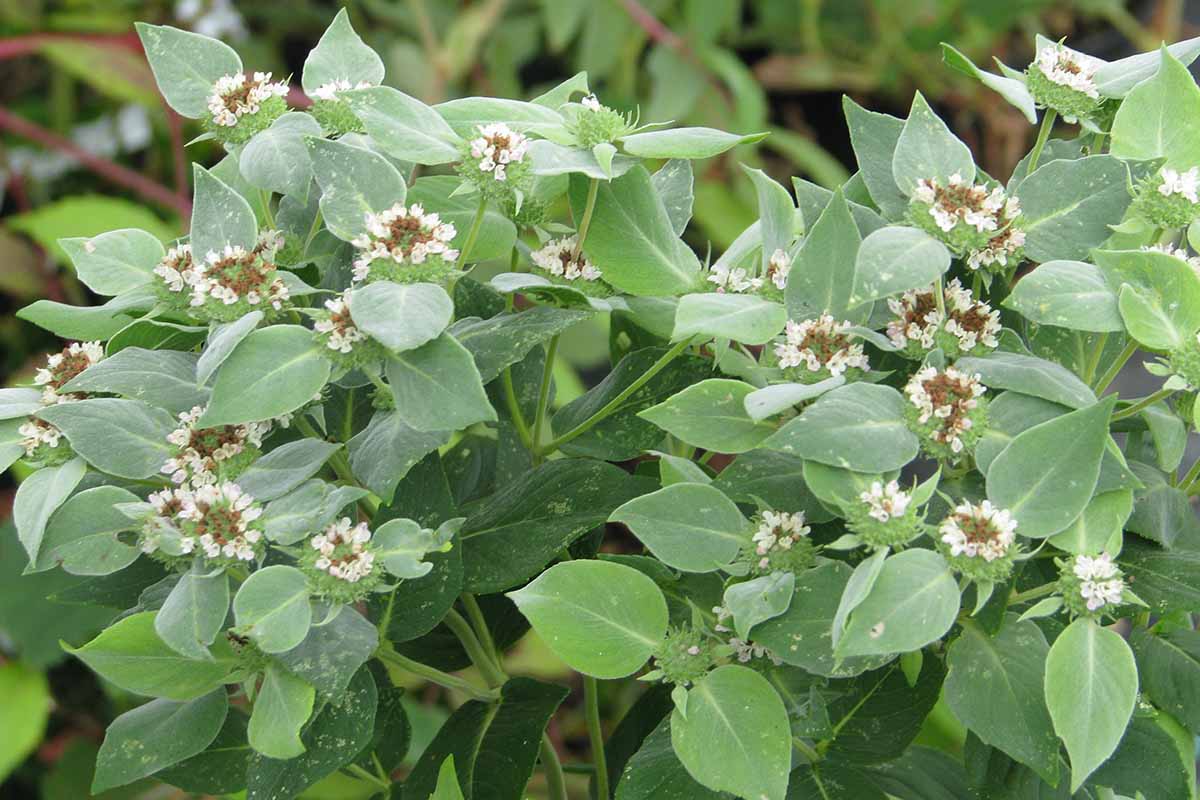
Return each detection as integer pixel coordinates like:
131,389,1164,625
619,0,685,51
0,106,191,219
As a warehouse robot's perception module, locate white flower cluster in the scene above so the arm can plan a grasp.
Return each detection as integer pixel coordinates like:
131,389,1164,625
711,605,781,664
914,173,1020,236
766,249,791,290
18,418,63,457
310,78,372,102
904,366,986,453
1074,553,1125,611
314,294,367,354
1034,45,1101,100
939,500,1017,562
153,244,193,293
886,280,1000,353
351,203,459,281
310,517,376,583
530,236,602,281
207,71,288,126
581,94,602,111
774,315,869,377
181,482,264,562
162,405,269,486
139,487,192,554
469,123,530,182
859,480,913,523
1158,167,1200,203
750,510,810,572
966,226,1026,272
707,263,761,293
33,341,103,404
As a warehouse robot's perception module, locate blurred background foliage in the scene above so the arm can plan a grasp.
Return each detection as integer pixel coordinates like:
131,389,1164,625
0,1,1192,797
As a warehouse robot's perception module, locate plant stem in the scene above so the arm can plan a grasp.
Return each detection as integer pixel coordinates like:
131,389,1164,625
1111,387,1176,421
1093,340,1137,394
792,736,821,764
562,763,596,774
583,675,610,800
461,593,499,661
344,763,391,792
1083,332,1109,385
537,336,694,456
1180,456,1200,494
259,189,276,229
530,335,560,462
455,195,489,272
1027,109,1057,174
293,415,380,516
303,209,325,252
375,646,498,702
444,609,507,688
1009,582,1057,605
539,734,569,800
572,178,601,259
501,367,535,450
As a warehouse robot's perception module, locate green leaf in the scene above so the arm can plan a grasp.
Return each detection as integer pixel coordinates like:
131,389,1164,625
248,663,315,759
743,377,845,422
59,228,163,296
154,709,249,795
956,352,1096,409
786,187,863,321
0,663,50,784
944,619,1060,784
1090,709,1197,800
200,325,331,427
743,166,796,272
434,96,565,137
849,225,950,306
985,396,1115,538
723,572,794,639
373,518,444,579
837,548,960,658
385,332,497,432
1048,489,1133,555
67,611,238,700
763,383,919,472
240,112,322,198
508,559,668,678
891,92,975,195
306,136,407,242
753,561,893,678
0,387,42,420
190,165,258,262
570,167,702,296
33,486,140,576
301,8,385,95
843,97,908,218
431,756,466,800
37,398,175,479
1004,260,1124,333
1095,37,1200,96
610,483,750,573
1121,537,1200,613
94,690,227,792
669,665,791,800
134,23,241,117
342,86,463,164
1015,156,1146,263
347,409,451,503
620,127,766,159
460,458,649,592
13,457,87,562
451,306,591,381
18,290,154,341
652,159,694,236
639,379,774,453
154,566,229,660
825,658,947,764
1131,626,1200,735
232,565,312,653
196,312,263,385
529,139,640,180
348,281,453,353
1044,617,1139,792
940,44,1037,123
614,718,725,800
60,347,208,413
1110,47,1200,169
236,439,341,502
670,293,787,345
276,606,378,699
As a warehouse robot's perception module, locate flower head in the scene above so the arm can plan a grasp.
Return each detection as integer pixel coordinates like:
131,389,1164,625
774,315,869,382
939,500,1018,581
1136,167,1200,228
154,244,194,296
846,480,923,549
179,481,264,563
310,518,376,582
530,236,603,282
649,626,716,686
162,405,269,487
174,232,289,322
569,93,634,147
860,480,912,523
766,249,791,291
18,417,64,458
886,279,1000,357
707,263,762,294
33,341,103,404
351,203,459,283
310,78,373,103
206,71,288,127
468,123,530,183
1026,45,1103,123
904,366,988,459
910,175,1023,270
1059,553,1126,615
741,510,814,576
314,293,368,355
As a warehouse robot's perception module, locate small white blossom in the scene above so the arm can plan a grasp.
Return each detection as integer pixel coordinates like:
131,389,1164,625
1073,553,1126,611
904,366,986,453
915,174,1017,236
707,263,762,294
767,249,791,290
33,341,104,404
314,294,367,354
162,405,269,486
581,94,601,111
939,500,1017,561
469,123,530,182
351,203,459,282
180,482,263,562
774,315,869,377
154,244,193,293
751,510,810,571
859,480,912,523
18,418,62,456
310,517,376,583
1035,44,1101,100
886,280,1000,353
530,236,603,281
1158,167,1200,204
310,78,372,102
206,71,288,127
967,226,1026,272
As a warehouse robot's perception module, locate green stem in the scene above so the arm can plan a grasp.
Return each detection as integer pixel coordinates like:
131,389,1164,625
539,734,569,800
792,736,821,764
530,335,560,462
1093,340,1137,394
1111,387,1176,422
375,646,498,702
1083,332,1109,385
584,675,610,800
294,415,381,516
1009,582,1057,605
572,178,601,259
259,189,277,229
444,609,507,688
501,367,535,450
1027,108,1057,174
561,763,596,774
1180,456,1200,494
461,593,499,661
344,763,390,792
455,195,489,272
933,276,946,320
303,208,324,252
537,337,694,456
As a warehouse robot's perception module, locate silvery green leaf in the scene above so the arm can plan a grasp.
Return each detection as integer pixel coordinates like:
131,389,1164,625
892,91,975,195
385,333,497,432
650,158,694,236
348,281,453,352
592,142,617,178
31,485,141,576
59,229,164,296
743,377,844,421
341,86,463,165
301,8,385,96
620,127,767,159
196,312,263,386
233,565,312,654
263,480,369,545
1095,36,1200,98
940,43,1037,124
155,565,229,660
528,140,639,180
671,293,787,345
13,457,87,562
236,439,342,502
190,165,259,262
723,572,794,639
240,113,322,199
37,398,176,479
531,71,590,109
19,286,156,340
1003,260,1124,333
0,388,44,420
843,96,908,219
306,136,407,242
373,518,442,579
346,409,451,503
786,187,864,322
849,226,950,306
434,96,565,137
743,166,796,273
135,23,242,118
60,347,208,413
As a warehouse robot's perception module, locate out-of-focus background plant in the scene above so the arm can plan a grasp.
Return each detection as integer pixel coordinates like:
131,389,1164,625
0,1,1192,796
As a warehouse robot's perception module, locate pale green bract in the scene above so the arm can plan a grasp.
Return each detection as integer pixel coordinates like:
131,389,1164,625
7,14,1200,800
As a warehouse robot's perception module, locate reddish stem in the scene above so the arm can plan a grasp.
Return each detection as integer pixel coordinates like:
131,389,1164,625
0,106,191,219
619,0,685,51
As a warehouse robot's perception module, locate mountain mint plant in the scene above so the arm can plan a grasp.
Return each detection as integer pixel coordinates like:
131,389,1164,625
8,11,1200,800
